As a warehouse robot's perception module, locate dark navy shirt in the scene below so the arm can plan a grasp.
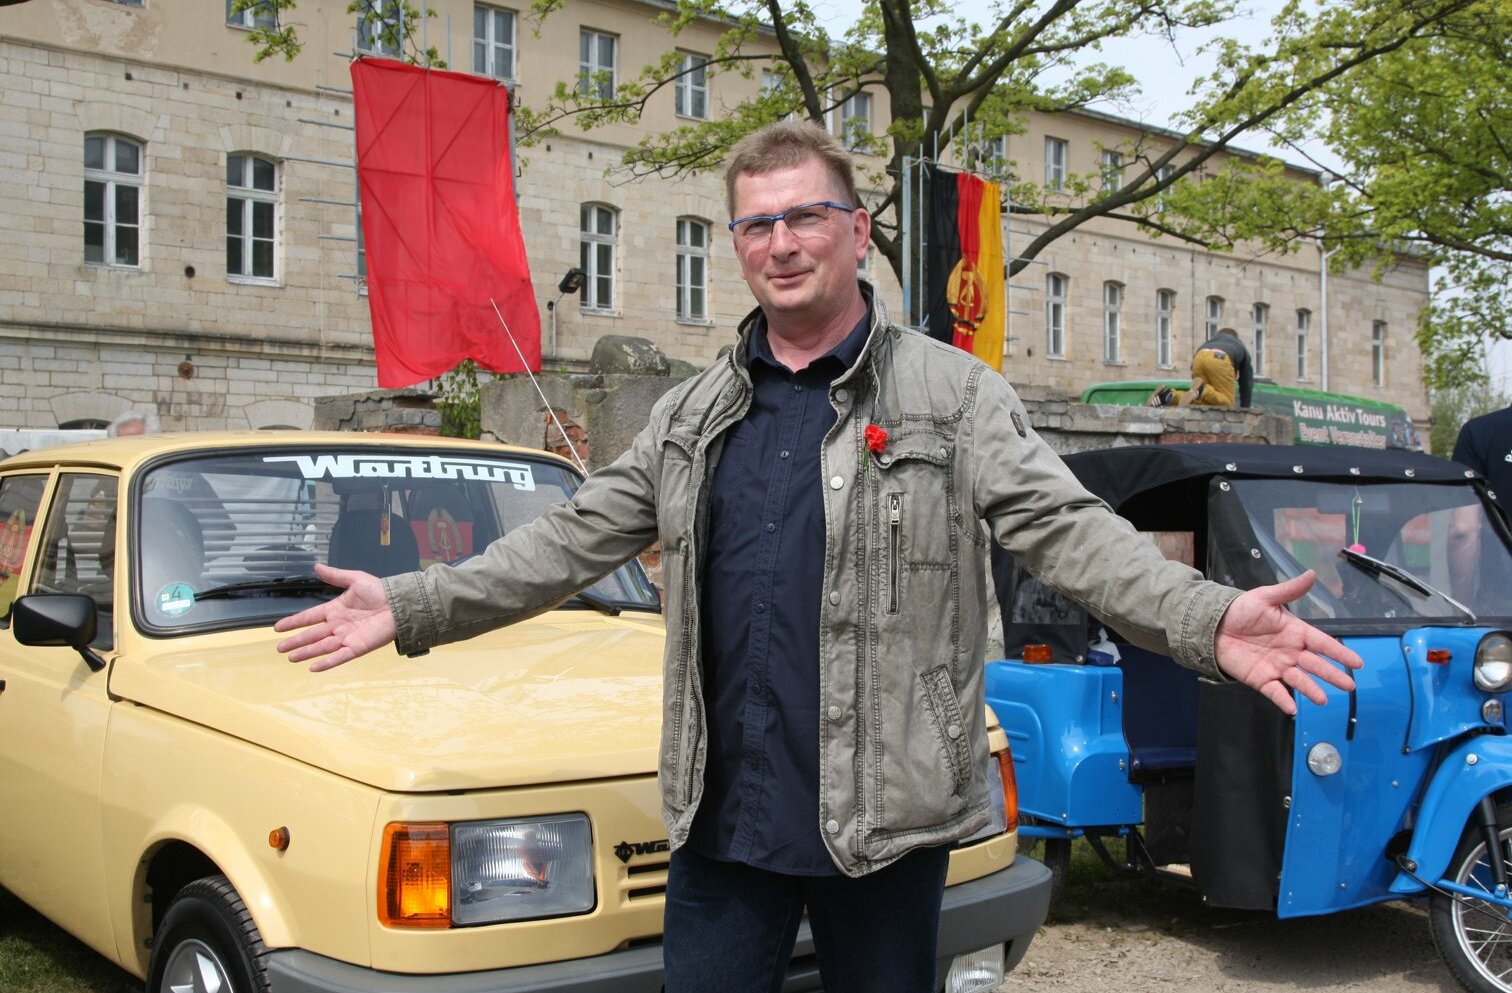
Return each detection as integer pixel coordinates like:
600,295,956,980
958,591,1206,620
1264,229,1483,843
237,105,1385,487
687,311,870,875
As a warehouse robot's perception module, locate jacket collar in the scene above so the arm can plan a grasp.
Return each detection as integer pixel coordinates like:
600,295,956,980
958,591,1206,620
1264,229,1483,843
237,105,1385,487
730,281,892,388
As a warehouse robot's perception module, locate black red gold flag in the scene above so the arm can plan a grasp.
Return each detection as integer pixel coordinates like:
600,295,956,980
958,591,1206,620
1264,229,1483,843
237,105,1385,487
925,168,1005,369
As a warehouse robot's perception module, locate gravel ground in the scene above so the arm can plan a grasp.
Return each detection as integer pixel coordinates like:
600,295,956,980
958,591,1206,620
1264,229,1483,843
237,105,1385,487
992,859,1462,993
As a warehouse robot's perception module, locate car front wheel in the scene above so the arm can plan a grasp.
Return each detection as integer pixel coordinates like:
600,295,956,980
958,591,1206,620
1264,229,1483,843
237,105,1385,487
147,875,270,993
1430,803,1512,993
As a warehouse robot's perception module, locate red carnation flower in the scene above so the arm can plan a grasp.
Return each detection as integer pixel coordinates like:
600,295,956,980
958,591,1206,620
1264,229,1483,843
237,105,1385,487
865,424,888,455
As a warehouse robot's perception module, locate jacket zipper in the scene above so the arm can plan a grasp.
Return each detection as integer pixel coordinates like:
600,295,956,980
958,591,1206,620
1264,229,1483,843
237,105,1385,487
888,493,902,614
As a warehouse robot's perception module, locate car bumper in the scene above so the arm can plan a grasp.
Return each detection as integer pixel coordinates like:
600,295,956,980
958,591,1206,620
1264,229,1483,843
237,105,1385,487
266,854,1052,993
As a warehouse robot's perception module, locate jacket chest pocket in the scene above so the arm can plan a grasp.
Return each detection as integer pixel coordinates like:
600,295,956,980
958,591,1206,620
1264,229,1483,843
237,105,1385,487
657,430,700,549
873,438,957,616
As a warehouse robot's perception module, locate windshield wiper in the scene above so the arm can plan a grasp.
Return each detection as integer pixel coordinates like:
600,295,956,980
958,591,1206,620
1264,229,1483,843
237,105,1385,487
566,588,621,616
193,577,339,601
1338,547,1476,622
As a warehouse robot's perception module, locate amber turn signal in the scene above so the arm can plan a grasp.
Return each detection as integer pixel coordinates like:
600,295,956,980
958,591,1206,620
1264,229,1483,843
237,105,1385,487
267,827,290,851
1022,644,1054,664
1427,649,1452,665
997,746,1019,833
378,822,451,928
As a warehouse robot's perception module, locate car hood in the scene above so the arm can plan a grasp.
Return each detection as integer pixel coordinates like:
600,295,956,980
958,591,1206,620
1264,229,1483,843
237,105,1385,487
107,611,666,793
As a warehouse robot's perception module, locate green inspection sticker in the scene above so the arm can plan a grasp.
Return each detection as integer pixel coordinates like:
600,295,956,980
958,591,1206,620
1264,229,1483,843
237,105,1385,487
157,583,196,617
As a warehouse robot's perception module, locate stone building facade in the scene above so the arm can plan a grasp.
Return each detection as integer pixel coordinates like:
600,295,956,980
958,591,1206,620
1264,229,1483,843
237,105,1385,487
0,0,1429,433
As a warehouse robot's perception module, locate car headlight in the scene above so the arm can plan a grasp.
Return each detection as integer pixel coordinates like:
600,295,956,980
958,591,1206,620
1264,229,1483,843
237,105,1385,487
379,814,596,928
1475,632,1512,693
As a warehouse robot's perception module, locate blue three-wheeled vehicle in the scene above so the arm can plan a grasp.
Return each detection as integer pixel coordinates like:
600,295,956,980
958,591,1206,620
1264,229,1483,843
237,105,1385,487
987,444,1512,993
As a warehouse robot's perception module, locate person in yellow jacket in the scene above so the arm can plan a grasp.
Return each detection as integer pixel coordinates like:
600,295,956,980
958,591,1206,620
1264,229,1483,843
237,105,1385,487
1149,328,1253,408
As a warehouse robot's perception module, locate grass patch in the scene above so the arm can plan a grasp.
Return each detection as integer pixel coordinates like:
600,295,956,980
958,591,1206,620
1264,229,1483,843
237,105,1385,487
0,887,139,993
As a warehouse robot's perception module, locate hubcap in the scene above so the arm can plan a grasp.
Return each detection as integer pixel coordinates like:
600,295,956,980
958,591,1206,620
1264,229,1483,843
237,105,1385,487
1452,835,1512,991
161,938,231,993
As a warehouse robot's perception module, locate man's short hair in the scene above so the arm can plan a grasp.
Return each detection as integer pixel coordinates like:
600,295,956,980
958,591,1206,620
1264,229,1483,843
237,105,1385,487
724,120,860,217
108,409,160,436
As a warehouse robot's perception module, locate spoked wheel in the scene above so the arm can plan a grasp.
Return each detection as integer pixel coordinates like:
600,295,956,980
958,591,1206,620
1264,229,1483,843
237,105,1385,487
147,875,270,993
1430,804,1512,993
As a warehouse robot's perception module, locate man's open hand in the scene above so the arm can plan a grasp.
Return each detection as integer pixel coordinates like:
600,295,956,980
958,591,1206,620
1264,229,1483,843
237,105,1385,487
274,562,398,672
1215,571,1364,714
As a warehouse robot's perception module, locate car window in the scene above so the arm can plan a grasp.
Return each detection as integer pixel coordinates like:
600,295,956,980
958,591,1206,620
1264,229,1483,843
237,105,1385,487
34,474,118,648
0,474,47,622
135,448,660,634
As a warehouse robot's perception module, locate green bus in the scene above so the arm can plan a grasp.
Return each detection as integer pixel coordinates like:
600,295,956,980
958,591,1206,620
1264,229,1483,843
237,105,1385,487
1079,380,1423,451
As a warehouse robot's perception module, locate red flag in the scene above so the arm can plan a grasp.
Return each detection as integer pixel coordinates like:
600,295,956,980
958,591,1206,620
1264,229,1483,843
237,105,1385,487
351,58,540,387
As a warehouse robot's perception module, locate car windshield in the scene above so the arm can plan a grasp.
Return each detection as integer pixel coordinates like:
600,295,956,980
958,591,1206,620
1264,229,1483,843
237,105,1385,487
1221,478,1512,626
134,447,661,632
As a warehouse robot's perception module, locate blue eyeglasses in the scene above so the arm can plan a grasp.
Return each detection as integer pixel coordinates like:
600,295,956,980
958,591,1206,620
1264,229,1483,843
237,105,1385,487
728,200,855,242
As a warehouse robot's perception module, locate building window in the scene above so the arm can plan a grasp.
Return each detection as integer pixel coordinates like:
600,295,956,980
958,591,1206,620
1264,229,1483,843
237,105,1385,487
1251,303,1269,377
675,52,709,119
970,135,1008,177
1046,273,1067,357
580,203,616,311
1103,282,1123,363
1155,163,1176,211
1155,289,1175,368
1100,149,1125,192
356,0,401,55
106,0,142,5
1295,309,1310,380
226,0,275,29
226,153,278,281
1372,320,1386,386
83,133,142,268
675,217,709,321
354,187,367,295
1044,137,1067,190
1205,296,1224,338
836,91,871,150
578,29,617,100
472,5,515,81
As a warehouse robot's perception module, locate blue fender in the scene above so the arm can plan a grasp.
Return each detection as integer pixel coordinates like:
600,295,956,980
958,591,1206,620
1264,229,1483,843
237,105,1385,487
1390,735,1512,895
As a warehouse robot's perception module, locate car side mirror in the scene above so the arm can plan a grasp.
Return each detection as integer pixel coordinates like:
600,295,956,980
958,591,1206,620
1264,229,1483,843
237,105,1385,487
12,594,107,672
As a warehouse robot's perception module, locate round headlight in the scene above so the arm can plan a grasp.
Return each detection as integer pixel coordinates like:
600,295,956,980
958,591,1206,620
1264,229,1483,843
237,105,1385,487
1474,633,1512,693
1307,742,1342,776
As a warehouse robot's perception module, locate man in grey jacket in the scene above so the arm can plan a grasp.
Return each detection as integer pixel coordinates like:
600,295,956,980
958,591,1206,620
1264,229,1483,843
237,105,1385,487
278,121,1360,993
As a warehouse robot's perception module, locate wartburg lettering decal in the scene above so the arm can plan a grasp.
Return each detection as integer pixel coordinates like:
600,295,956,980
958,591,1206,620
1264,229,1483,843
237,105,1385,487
614,839,671,863
264,454,536,491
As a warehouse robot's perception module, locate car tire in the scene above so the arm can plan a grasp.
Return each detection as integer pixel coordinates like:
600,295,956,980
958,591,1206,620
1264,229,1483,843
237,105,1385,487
1430,803,1512,993
147,875,270,993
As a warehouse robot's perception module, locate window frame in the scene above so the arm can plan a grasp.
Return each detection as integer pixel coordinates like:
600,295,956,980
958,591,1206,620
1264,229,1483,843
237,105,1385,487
84,132,143,269
1046,273,1067,357
579,202,618,313
1103,281,1124,364
1044,137,1067,190
675,216,710,323
1205,296,1224,338
1372,320,1386,386
674,51,709,120
835,91,872,151
226,152,279,284
578,28,617,100
1155,288,1176,369
226,0,276,29
1295,309,1311,381
1252,302,1269,378
472,4,516,82
356,0,402,56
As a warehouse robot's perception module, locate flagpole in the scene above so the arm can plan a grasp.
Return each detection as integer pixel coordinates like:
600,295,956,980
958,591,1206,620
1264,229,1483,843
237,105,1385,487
490,298,589,475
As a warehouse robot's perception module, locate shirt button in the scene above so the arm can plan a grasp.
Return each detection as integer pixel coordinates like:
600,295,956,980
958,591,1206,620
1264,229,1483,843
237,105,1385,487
766,522,776,533
793,384,804,393
828,591,840,605
829,475,844,489
755,602,766,613
827,705,842,721
947,723,962,739
825,819,840,835
835,388,849,403
780,450,791,459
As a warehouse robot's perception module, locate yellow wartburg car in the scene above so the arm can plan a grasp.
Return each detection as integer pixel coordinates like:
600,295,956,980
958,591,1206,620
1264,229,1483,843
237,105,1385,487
0,431,1049,993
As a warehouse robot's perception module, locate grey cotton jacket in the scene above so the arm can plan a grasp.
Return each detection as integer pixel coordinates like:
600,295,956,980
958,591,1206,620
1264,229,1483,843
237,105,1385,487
384,295,1242,877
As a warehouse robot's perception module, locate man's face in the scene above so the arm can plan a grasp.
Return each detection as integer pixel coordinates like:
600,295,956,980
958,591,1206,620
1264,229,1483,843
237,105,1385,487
115,419,146,437
730,158,871,326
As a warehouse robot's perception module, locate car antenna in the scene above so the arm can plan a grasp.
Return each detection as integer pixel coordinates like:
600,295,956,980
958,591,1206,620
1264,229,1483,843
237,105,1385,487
491,298,589,475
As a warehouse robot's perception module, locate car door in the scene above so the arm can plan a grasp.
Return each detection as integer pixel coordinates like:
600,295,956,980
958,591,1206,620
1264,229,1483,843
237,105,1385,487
0,472,118,951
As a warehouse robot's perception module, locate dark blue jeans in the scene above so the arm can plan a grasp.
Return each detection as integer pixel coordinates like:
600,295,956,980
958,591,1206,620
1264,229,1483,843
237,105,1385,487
662,844,951,993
